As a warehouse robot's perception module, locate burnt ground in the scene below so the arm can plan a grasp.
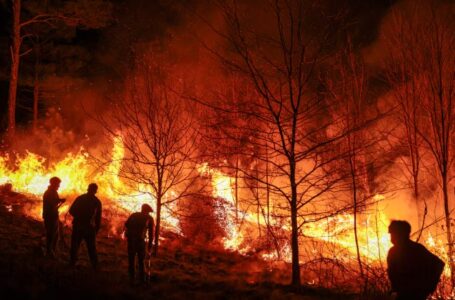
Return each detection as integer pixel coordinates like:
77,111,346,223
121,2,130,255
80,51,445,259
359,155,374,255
0,194,359,300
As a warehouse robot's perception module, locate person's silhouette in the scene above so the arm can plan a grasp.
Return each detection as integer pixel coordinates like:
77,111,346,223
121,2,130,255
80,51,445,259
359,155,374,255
125,203,154,285
42,177,65,258
387,220,444,300
69,183,102,269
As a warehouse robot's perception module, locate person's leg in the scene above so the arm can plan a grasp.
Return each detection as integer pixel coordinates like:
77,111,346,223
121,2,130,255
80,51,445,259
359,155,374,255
85,228,98,269
70,227,82,266
45,218,58,257
44,218,52,254
127,239,136,282
137,240,146,283
51,220,59,255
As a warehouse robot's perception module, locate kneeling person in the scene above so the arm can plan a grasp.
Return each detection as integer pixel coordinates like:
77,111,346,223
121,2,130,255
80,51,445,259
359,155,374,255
125,204,154,284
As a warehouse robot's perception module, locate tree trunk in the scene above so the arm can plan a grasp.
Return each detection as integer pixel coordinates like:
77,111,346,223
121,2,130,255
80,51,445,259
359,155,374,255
265,142,270,225
235,156,239,221
409,121,425,242
255,165,261,237
350,154,364,280
153,194,162,257
7,0,21,139
413,172,427,243
442,172,454,287
33,43,40,132
290,160,300,287
33,79,39,132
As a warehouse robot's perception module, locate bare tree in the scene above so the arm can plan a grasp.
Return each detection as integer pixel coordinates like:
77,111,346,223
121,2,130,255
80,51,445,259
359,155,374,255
7,0,21,138
326,38,371,286
98,58,200,256
418,4,455,287
382,0,455,286
206,0,354,286
6,0,111,138
384,7,427,241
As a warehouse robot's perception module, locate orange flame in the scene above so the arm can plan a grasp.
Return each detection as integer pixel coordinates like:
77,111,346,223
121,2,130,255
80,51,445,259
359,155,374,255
197,163,246,251
0,137,180,234
1,141,452,291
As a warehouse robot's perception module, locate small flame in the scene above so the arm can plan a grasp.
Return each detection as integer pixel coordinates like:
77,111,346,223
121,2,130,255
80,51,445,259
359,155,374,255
198,163,245,250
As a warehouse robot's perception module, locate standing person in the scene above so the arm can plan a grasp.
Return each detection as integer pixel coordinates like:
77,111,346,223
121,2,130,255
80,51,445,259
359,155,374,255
387,220,444,300
125,203,154,285
69,183,102,269
42,176,65,258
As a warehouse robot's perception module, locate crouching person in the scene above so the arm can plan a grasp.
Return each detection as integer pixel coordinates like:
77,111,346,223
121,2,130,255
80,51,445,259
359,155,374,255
125,203,154,285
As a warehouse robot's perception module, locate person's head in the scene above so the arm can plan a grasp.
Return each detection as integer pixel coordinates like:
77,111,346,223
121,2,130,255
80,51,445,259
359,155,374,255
388,220,411,245
49,177,61,190
141,203,153,215
87,183,98,195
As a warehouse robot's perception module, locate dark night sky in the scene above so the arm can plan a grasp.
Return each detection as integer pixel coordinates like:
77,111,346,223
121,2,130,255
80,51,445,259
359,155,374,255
0,0,397,130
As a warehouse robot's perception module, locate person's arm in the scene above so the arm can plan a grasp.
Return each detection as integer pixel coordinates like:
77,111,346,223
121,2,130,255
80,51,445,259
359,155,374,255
69,197,79,217
56,192,66,207
124,216,131,238
42,191,49,218
51,190,61,207
95,199,102,233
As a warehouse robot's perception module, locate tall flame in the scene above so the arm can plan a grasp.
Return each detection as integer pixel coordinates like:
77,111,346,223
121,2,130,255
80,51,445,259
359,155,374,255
197,163,245,250
1,141,452,292
0,138,180,233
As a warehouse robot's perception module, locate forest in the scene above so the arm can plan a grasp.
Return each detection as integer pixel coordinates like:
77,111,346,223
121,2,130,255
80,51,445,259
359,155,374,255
0,0,454,299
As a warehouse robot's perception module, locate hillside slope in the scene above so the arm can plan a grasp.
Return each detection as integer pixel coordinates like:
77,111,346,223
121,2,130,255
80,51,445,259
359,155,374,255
0,193,355,300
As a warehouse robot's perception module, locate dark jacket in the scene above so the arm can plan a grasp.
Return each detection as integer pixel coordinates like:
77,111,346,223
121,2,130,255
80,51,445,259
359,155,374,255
387,240,444,297
43,188,62,220
69,193,102,231
125,212,154,244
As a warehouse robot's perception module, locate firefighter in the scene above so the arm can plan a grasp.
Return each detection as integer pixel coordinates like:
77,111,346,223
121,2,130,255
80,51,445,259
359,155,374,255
42,176,65,258
125,203,154,285
69,183,102,269
387,220,444,300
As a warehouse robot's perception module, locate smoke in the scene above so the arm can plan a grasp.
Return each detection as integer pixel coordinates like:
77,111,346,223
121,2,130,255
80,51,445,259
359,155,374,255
363,0,454,67
363,0,455,240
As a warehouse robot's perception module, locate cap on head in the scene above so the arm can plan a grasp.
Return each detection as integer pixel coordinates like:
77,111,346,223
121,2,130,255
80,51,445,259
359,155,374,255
87,183,98,194
141,203,153,214
49,176,61,186
388,220,411,240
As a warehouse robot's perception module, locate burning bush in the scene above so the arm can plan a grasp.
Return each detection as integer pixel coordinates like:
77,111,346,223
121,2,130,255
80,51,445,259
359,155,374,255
179,194,227,247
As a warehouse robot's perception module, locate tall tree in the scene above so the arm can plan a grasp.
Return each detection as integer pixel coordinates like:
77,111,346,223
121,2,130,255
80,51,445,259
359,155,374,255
329,38,369,280
382,0,455,286
210,0,353,286
325,37,384,291
384,7,427,241
98,57,200,256
5,0,111,138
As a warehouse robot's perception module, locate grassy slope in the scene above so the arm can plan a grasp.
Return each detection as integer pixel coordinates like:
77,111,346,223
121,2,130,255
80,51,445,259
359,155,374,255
0,193,356,300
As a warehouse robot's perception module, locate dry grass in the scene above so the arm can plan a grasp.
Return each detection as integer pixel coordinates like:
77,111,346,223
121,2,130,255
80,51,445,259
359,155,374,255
0,192,363,300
